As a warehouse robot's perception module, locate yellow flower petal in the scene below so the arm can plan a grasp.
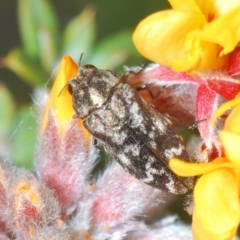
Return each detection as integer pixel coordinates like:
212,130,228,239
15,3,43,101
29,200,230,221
173,36,228,72
191,0,240,18
211,94,240,127
41,56,78,134
224,105,240,134
192,168,240,240
169,157,232,176
169,0,202,12
133,0,240,73
41,56,90,142
219,131,240,170
132,10,206,71
189,5,240,56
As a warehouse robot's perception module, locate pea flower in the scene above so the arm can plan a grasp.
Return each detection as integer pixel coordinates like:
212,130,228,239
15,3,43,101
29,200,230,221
35,56,94,209
41,55,89,138
169,93,240,240
129,0,240,150
133,0,240,73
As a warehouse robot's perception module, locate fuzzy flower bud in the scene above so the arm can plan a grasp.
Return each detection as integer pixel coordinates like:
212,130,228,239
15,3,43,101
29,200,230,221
35,56,96,209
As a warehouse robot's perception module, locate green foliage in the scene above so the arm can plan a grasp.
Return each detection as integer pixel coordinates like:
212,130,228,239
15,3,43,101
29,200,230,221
0,85,37,169
61,5,96,61
90,30,141,71
18,0,59,71
10,105,37,169
3,48,48,86
4,1,142,87
0,85,15,136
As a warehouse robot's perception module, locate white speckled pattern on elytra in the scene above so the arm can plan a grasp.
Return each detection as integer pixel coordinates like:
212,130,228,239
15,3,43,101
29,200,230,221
121,85,134,104
129,103,146,133
71,64,194,194
148,131,155,139
149,141,157,149
153,117,168,133
110,131,127,145
142,166,160,183
164,144,184,159
118,153,131,166
165,175,177,193
124,144,140,157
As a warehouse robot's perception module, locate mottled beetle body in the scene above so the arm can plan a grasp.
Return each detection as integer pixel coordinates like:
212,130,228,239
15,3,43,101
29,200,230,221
69,65,194,194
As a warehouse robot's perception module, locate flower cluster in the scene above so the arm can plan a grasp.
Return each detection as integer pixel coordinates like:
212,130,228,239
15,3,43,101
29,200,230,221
132,0,240,150
169,94,240,240
1,0,240,239
133,0,240,74
132,0,240,239
0,56,193,239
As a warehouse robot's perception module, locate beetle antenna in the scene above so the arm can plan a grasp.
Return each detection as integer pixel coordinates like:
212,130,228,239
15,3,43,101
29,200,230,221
78,53,84,66
58,83,69,97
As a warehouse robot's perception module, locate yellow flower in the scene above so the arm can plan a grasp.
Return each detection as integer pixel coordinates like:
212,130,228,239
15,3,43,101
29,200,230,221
169,93,240,240
41,56,90,141
214,93,240,170
133,0,240,73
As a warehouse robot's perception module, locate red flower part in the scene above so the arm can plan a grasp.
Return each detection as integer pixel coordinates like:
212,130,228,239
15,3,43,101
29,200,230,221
228,46,240,77
196,84,219,147
125,62,240,150
0,160,12,233
35,111,95,209
91,164,162,229
207,77,240,100
0,232,10,240
8,170,61,239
